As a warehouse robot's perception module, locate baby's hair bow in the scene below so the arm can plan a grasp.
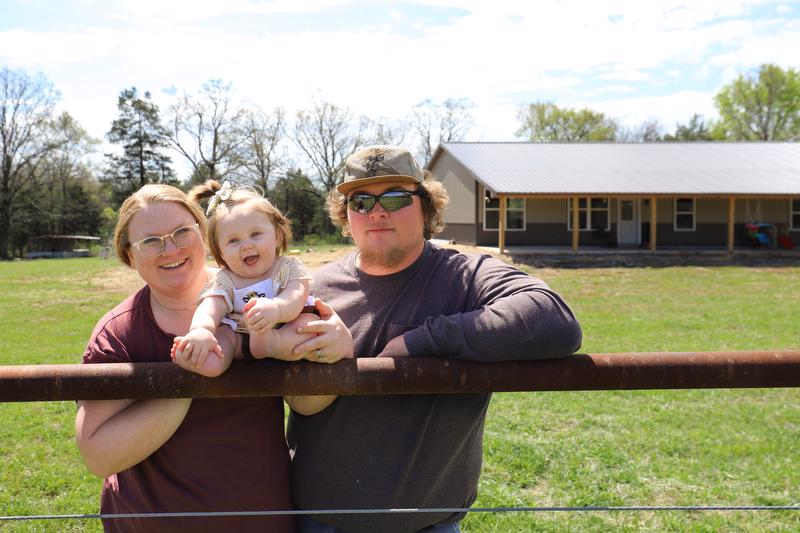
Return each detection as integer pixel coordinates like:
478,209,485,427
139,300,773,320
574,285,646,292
206,181,232,216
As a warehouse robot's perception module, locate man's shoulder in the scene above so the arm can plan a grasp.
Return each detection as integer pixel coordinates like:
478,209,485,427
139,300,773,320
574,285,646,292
427,244,532,287
314,251,355,277
428,243,494,270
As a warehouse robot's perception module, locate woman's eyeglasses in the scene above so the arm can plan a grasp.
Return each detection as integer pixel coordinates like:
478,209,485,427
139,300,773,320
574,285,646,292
347,191,423,214
130,223,201,258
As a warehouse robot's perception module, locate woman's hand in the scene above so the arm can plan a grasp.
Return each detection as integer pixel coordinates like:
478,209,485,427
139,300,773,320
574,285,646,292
291,299,353,364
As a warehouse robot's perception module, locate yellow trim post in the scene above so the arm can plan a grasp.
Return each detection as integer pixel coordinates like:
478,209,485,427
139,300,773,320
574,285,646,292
727,197,735,254
572,197,579,251
649,197,657,251
498,195,506,253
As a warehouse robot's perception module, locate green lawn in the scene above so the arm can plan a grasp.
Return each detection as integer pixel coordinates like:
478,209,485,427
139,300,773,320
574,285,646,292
0,258,799,532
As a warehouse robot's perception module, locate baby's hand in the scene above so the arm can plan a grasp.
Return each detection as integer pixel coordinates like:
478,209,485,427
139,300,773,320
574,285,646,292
172,328,224,372
243,297,281,334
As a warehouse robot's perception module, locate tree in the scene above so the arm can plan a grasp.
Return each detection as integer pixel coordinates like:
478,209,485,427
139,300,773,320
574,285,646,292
292,100,369,194
165,79,247,184
714,63,800,141
267,168,324,240
618,118,665,142
45,112,99,234
0,68,61,259
516,101,618,142
663,114,714,141
371,118,408,147
105,87,176,204
410,98,475,165
8,112,102,257
235,106,286,193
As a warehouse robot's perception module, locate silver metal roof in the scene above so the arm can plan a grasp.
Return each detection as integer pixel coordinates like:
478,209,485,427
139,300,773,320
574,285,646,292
432,142,800,195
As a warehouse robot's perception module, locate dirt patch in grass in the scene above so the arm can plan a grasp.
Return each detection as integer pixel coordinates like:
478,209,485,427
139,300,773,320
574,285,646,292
288,246,354,272
92,263,145,295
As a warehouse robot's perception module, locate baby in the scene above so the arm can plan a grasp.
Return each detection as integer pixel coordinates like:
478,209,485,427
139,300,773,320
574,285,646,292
172,180,320,376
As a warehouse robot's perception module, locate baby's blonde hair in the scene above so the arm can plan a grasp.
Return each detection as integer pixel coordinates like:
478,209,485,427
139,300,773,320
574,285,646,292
188,180,292,269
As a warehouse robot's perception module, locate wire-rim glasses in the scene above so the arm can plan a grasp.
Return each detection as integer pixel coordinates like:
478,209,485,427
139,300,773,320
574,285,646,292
347,190,423,214
130,223,201,258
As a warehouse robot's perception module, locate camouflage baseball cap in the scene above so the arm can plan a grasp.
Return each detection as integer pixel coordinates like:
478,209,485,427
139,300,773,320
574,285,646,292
337,145,424,195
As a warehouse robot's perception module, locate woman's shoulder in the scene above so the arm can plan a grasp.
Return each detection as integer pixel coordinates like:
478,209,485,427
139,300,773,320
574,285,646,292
83,285,152,363
99,285,151,326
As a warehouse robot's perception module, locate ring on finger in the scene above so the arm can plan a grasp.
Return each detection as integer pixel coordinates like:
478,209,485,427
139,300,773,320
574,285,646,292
314,349,325,359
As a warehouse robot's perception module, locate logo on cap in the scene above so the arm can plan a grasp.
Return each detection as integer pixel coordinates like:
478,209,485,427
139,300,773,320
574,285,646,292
364,152,399,177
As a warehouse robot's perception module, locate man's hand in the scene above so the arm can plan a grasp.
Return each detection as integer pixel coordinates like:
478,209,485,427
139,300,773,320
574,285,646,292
243,297,280,334
377,335,410,358
292,299,354,364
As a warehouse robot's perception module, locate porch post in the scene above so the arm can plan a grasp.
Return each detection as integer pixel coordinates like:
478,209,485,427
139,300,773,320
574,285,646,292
498,195,507,253
649,197,657,251
572,197,579,251
727,197,735,254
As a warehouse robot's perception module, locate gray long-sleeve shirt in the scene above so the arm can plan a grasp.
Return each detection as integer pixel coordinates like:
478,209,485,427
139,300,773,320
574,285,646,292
287,242,582,533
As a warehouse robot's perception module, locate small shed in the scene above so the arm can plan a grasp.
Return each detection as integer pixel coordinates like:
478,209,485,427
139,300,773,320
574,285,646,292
26,235,101,259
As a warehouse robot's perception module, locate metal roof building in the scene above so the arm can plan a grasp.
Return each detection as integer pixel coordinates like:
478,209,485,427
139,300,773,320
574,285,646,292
429,142,800,197
426,142,800,252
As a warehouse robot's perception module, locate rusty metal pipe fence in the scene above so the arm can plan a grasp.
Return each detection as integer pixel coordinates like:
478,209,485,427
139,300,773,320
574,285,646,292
2,350,800,522
1,350,799,402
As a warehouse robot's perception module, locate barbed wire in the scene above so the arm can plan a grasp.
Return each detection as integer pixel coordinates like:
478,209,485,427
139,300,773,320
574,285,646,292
3,504,800,522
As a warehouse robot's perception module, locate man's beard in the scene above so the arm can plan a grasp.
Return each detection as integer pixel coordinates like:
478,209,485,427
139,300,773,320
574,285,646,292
358,242,416,271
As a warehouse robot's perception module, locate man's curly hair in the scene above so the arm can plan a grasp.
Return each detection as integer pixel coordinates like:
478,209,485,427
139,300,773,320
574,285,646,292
326,171,449,239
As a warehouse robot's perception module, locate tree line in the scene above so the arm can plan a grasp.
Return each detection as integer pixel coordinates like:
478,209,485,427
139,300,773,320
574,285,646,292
1,63,799,259
517,64,800,142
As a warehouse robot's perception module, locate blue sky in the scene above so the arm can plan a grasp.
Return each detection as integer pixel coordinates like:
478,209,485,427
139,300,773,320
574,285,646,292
2,0,799,168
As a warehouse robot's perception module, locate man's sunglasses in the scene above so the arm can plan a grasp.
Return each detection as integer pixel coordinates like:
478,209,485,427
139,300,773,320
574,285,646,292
347,190,423,214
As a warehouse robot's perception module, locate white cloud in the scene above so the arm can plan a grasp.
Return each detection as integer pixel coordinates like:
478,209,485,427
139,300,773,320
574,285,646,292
586,90,719,130
1,0,796,174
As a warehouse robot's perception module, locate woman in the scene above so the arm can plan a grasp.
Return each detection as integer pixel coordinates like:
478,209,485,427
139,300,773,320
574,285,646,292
75,184,351,533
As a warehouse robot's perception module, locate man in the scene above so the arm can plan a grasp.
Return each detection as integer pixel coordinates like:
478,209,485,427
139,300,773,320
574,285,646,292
287,145,582,533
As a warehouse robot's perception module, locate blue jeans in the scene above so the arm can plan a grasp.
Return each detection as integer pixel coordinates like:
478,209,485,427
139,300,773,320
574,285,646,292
296,515,461,533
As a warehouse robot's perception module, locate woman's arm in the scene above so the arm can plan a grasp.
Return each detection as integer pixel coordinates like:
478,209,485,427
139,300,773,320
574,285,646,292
285,395,337,416
75,398,191,478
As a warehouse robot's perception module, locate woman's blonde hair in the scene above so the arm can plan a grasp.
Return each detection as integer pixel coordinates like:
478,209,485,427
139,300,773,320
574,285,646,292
189,180,292,269
114,184,208,267
326,170,449,239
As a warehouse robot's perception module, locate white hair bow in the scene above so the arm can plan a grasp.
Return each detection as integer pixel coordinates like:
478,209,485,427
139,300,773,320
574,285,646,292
206,181,232,216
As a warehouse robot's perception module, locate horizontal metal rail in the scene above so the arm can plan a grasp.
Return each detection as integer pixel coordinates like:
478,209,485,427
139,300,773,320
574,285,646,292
1,350,798,402
4,504,800,522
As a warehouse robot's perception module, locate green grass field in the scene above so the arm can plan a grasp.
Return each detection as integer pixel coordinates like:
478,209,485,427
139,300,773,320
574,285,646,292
0,256,799,532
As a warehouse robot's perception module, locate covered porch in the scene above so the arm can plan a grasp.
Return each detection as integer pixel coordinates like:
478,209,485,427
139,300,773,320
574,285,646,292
493,194,798,254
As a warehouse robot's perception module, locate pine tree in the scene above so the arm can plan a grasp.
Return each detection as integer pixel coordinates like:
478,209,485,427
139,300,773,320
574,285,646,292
105,87,177,205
